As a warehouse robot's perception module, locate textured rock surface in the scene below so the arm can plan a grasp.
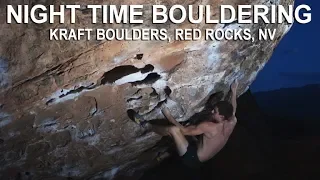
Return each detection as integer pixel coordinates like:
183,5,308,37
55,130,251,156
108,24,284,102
0,0,293,179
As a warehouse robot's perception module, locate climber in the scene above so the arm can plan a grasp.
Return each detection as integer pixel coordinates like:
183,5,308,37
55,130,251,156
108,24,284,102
133,79,238,168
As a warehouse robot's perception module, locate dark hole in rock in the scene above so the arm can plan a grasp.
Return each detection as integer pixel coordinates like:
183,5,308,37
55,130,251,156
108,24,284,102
127,96,143,102
101,65,140,84
132,89,141,96
0,138,4,144
140,64,154,73
135,54,144,60
132,73,161,86
59,85,96,98
46,98,55,105
101,64,154,84
127,109,136,120
164,86,172,96
57,71,64,75
25,172,30,176
150,88,158,97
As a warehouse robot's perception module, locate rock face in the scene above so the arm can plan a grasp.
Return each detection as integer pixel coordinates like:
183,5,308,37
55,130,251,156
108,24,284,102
0,0,293,179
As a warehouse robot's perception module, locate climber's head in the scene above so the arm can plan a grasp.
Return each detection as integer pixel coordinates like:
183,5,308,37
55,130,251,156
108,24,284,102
211,101,233,122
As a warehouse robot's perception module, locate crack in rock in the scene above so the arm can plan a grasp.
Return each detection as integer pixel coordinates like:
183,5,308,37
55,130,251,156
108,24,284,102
100,64,154,85
46,64,161,105
131,73,162,86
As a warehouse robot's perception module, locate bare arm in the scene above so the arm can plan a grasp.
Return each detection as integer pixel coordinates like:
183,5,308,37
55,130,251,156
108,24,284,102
180,123,210,136
161,106,184,129
230,79,238,116
161,106,211,136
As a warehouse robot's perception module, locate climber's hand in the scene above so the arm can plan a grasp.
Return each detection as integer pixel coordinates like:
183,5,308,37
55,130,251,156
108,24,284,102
231,79,238,93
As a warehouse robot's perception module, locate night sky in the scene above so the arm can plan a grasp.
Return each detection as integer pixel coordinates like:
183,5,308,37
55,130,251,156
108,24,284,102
251,0,320,92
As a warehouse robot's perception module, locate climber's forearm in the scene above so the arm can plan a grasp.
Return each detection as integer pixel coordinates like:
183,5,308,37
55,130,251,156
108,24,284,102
181,125,202,136
231,91,237,115
169,116,184,129
162,108,199,134
161,107,184,128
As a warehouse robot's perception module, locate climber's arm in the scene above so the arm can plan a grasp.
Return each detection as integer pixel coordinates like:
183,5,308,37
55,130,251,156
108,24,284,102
181,122,213,136
162,107,212,136
230,79,238,116
161,106,184,129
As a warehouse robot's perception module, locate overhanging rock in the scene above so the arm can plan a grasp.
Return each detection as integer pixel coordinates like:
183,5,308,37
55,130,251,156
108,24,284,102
0,0,293,179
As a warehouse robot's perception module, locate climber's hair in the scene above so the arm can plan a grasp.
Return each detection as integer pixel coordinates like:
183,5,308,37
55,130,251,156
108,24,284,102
214,101,233,120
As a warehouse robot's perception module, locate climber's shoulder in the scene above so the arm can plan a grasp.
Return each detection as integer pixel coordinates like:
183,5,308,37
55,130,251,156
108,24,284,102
223,116,237,135
226,116,237,128
229,115,237,123
198,121,222,132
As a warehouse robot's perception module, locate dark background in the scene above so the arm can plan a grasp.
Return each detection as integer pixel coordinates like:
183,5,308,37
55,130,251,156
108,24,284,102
251,0,319,93
139,1,320,179
251,0,319,136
